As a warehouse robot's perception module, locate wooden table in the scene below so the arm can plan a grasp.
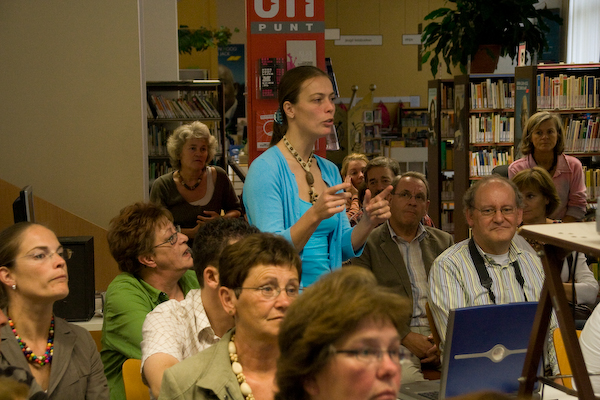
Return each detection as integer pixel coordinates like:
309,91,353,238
518,222,600,399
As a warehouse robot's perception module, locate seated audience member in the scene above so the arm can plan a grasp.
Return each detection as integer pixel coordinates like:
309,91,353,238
275,267,411,400
352,172,453,382
512,167,598,306
578,304,600,394
428,175,558,374
159,232,301,400
101,202,199,400
0,223,108,399
141,218,259,398
508,111,586,222
340,153,368,226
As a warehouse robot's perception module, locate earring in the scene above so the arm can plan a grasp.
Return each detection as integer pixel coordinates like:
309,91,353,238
11,284,16,290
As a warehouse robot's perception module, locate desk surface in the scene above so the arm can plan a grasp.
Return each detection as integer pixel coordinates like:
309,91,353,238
518,222,600,257
71,315,103,332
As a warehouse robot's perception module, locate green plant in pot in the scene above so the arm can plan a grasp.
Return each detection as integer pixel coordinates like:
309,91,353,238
421,0,562,77
178,25,238,54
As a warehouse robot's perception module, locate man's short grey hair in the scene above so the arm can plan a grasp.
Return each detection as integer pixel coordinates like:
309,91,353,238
391,171,430,200
364,156,401,181
463,175,523,215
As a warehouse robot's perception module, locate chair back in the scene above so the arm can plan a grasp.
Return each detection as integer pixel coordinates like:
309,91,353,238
553,329,582,389
122,359,151,400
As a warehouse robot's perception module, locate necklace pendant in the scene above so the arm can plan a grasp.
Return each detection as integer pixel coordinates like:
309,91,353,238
305,171,314,185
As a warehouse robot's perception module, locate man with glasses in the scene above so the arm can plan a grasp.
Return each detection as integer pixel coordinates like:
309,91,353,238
101,202,200,400
141,218,258,398
352,172,453,383
428,176,557,373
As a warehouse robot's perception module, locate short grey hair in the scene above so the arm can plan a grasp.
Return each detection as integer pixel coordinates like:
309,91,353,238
167,121,217,170
392,171,430,200
364,156,400,181
463,175,523,214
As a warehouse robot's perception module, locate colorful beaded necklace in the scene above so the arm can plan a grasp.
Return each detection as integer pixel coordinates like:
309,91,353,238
8,315,55,366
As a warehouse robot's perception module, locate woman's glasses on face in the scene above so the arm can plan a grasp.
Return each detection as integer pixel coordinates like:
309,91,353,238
154,225,181,248
330,345,408,365
235,284,302,299
17,248,74,264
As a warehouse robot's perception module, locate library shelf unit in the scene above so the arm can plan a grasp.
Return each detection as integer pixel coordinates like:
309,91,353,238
515,64,600,204
453,73,515,240
427,79,455,231
146,80,226,190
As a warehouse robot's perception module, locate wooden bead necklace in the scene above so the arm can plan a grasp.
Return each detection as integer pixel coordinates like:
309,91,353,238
282,136,318,204
9,315,55,367
177,169,203,191
229,334,255,400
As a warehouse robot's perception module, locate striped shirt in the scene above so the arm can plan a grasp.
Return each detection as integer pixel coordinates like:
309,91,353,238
428,238,558,373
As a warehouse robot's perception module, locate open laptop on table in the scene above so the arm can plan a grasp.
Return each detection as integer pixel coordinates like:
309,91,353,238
398,302,540,400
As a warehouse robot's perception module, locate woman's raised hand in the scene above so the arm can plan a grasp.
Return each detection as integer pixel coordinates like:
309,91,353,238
362,185,392,227
344,175,359,196
311,182,352,221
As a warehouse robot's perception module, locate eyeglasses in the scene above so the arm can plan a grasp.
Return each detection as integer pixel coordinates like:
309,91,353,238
235,284,301,299
330,345,408,365
391,191,428,203
14,248,74,264
154,226,181,248
473,207,517,217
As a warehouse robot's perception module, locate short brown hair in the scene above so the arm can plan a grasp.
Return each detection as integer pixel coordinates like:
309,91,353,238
394,171,430,200
167,121,217,170
519,111,564,156
463,175,523,214
107,202,173,276
364,156,401,182
275,267,410,400
0,222,36,309
512,167,561,218
218,233,302,293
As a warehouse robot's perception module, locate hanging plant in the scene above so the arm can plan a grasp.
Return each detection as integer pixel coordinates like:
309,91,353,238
178,25,239,55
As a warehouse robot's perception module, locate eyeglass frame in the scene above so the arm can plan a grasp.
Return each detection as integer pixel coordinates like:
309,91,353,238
154,225,181,248
329,345,408,365
390,190,428,203
234,284,302,299
471,206,518,217
9,247,74,265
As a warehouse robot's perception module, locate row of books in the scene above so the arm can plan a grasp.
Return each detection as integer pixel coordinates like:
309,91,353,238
401,111,429,127
440,141,454,170
469,79,515,110
537,73,600,110
583,166,600,201
148,94,220,119
469,147,514,178
149,161,172,181
364,139,382,155
469,115,515,144
563,116,600,153
441,85,454,110
440,111,456,138
148,125,170,157
440,209,455,234
441,179,454,201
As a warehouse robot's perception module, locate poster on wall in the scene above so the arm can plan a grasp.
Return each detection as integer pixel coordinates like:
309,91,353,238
219,44,247,144
428,87,438,146
515,78,531,157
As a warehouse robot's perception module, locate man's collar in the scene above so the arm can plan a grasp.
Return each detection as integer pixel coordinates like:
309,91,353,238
387,220,427,243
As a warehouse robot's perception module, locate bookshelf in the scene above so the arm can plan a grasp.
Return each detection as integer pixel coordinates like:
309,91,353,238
146,80,226,189
427,79,455,231
453,73,516,240
515,64,600,203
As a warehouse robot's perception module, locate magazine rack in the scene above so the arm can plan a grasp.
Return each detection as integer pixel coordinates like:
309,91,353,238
517,222,598,399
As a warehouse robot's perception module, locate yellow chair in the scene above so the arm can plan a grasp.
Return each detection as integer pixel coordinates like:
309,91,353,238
553,329,582,389
122,359,151,400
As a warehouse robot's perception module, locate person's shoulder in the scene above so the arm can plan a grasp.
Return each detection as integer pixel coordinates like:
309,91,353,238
212,165,228,175
424,225,453,241
106,272,141,291
433,238,469,263
562,153,583,167
314,154,339,174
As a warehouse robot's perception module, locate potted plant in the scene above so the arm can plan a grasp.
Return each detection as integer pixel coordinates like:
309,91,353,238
421,0,562,77
178,25,238,54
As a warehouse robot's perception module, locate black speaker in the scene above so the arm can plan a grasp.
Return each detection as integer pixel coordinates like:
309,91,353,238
53,236,95,322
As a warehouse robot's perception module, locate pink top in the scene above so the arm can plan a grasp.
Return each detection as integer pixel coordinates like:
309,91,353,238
508,153,587,220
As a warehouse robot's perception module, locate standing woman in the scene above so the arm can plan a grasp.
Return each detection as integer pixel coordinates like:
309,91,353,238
243,66,392,287
508,111,587,222
150,121,241,243
0,223,108,399
340,153,368,226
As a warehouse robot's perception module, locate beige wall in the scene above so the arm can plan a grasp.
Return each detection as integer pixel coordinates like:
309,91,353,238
0,1,147,229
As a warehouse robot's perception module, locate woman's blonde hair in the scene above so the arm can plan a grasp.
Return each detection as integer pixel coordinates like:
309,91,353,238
167,121,217,170
340,153,368,178
519,111,564,156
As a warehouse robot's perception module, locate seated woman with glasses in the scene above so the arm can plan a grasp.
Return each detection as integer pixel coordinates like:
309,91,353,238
0,222,109,399
159,232,301,400
276,267,410,400
101,202,199,400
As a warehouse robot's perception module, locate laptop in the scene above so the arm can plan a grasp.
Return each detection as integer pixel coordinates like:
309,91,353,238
398,302,540,400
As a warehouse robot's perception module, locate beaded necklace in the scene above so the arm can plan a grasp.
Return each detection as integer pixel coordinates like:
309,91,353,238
8,315,55,367
177,169,203,191
282,136,318,204
228,334,255,400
